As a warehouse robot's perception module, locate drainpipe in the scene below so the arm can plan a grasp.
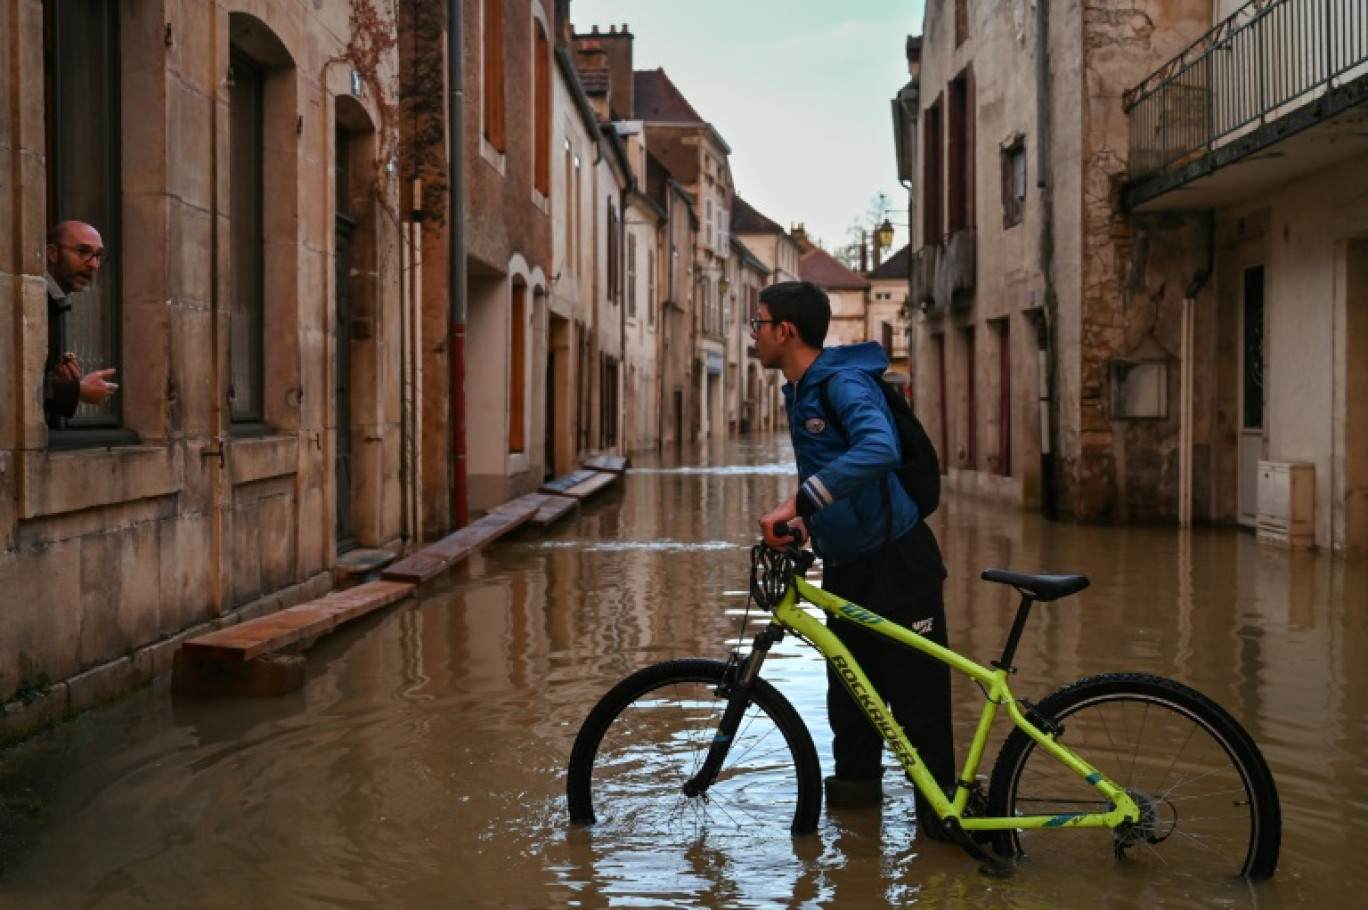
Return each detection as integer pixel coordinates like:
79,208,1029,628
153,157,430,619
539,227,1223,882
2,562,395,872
619,186,629,456
447,0,468,527
1179,210,1215,526
207,10,225,613
1035,0,1059,520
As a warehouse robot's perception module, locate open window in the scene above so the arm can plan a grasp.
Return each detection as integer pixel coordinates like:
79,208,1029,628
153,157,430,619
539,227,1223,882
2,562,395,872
44,0,126,441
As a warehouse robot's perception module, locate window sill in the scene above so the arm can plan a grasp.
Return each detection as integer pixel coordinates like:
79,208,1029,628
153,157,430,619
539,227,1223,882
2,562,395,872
20,443,181,520
46,427,141,452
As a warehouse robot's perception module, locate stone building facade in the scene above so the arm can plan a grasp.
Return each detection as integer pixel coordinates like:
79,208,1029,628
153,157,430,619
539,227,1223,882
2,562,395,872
1,0,796,743
903,0,1368,547
2,1,404,734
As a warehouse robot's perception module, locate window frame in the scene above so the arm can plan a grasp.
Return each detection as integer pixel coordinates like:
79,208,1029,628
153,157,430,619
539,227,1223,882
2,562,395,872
482,0,507,153
1001,136,1027,229
43,0,130,444
626,233,637,318
532,20,550,197
228,50,268,430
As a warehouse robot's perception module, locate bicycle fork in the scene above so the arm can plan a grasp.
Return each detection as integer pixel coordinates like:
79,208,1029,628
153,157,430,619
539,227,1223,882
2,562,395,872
682,622,786,798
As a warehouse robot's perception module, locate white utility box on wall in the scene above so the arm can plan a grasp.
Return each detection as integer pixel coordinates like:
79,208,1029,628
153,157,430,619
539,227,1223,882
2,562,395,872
1256,461,1314,547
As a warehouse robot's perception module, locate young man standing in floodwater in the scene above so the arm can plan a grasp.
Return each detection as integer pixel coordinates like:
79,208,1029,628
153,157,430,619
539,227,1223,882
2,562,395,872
753,279,955,840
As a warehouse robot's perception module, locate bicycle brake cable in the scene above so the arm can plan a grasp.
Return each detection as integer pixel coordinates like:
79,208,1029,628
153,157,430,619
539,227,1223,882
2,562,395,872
736,545,785,652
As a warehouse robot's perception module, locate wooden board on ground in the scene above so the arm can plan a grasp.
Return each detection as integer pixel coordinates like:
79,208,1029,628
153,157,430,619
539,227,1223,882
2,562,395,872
562,470,618,500
180,579,414,663
582,454,628,473
540,469,597,495
381,498,539,583
517,492,578,527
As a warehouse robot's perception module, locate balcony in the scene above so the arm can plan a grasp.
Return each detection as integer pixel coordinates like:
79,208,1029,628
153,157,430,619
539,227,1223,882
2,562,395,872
910,227,976,315
1123,0,1368,212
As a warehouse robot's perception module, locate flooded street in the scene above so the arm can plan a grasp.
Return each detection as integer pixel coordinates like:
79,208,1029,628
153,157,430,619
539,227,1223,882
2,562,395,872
2,434,1366,908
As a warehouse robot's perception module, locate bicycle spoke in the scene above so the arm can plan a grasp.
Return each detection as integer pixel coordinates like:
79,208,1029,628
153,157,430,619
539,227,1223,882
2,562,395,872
568,660,821,842
989,674,1280,882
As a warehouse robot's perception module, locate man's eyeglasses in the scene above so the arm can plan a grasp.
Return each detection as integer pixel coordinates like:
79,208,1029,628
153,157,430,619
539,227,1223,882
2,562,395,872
54,244,108,265
749,318,781,333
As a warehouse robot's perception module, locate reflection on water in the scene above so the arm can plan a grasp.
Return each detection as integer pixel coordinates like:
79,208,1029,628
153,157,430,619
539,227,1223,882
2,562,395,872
1,434,1365,907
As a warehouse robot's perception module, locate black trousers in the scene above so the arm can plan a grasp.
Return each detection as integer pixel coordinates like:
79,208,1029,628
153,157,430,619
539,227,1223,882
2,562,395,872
821,522,956,823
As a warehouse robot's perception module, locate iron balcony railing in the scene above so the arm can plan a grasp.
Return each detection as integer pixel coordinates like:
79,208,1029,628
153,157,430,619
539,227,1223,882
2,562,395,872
910,227,976,315
1124,0,1368,181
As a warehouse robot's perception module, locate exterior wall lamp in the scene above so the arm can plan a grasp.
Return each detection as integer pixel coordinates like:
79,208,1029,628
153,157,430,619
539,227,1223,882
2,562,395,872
876,218,896,251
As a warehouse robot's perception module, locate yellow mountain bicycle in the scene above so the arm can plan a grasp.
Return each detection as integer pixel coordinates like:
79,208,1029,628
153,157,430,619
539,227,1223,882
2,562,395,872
566,529,1281,880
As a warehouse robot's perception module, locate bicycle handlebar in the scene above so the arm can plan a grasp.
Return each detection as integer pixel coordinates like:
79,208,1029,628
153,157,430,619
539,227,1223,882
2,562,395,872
773,521,807,547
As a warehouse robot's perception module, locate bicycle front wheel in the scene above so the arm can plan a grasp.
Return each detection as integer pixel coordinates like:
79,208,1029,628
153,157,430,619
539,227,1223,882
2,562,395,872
566,659,822,839
988,673,1281,881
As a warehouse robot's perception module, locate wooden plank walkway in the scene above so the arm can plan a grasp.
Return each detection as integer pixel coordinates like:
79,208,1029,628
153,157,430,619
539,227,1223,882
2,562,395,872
540,468,597,495
181,579,414,663
521,492,578,527
561,471,618,500
381,499,539,584
582,454,629,473
175,464,628,695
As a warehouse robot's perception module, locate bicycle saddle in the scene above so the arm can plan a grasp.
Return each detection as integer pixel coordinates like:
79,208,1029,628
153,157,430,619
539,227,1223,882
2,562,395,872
980,569,1090,601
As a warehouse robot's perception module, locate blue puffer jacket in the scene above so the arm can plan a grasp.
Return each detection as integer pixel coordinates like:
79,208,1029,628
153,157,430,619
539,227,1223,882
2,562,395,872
785,342,920,566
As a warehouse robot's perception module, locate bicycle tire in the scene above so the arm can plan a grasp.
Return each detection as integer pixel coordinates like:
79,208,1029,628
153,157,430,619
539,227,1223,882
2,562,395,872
566,658,822,838
987,672,1281,880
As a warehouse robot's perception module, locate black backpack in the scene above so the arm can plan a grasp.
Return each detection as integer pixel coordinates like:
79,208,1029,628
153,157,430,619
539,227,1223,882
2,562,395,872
818,373,941,518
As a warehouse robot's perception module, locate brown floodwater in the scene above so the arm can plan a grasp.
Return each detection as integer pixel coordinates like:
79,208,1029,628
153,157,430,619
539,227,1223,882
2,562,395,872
1,434,1365,908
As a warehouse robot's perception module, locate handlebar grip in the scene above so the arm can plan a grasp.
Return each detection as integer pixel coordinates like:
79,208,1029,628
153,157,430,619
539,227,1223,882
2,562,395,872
774,521,807,546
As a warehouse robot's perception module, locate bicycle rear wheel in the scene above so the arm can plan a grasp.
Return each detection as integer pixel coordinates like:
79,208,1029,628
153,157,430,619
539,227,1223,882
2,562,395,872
567,658,822,839
988,672,1281,880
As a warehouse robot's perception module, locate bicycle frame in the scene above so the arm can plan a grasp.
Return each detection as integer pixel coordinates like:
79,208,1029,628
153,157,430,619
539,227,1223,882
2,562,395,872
752,571,1142,836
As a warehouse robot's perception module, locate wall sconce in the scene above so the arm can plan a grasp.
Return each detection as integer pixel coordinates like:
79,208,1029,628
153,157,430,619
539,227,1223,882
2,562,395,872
876,218,896,251
719,276,730,295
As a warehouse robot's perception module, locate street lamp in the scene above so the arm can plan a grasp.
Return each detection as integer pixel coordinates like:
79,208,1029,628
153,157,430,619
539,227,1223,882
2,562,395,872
719,276,730,296
875,218,896,252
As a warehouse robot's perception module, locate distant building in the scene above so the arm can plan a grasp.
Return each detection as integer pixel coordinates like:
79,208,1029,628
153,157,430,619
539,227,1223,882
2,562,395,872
794,227,871,349
867,245,913,397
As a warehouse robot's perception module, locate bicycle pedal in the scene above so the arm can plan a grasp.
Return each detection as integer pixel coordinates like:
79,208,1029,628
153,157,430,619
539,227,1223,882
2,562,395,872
977,857,1014,879
941,818,1013,877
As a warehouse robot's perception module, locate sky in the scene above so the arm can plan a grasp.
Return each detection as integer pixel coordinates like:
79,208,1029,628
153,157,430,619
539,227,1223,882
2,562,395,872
568,0,926,254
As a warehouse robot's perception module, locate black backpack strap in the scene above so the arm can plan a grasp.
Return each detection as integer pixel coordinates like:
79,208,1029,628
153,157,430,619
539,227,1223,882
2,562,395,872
818,373,895,542
817,375,846,441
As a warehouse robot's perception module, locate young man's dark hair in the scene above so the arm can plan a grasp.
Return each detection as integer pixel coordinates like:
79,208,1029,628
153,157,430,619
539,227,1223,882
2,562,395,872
758,280,830,349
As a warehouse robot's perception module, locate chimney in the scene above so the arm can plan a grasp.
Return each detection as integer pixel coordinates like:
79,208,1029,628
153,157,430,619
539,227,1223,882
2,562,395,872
555,0,571,46
906,35,923,79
